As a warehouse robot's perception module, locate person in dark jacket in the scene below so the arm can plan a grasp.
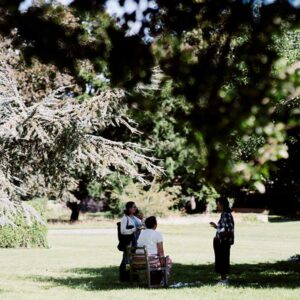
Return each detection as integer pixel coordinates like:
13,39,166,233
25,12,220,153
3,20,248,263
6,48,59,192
210,196,234,285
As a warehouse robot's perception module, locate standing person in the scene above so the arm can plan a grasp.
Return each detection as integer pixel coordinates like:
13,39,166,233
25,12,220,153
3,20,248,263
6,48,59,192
119,201,142,281
210,196,234,285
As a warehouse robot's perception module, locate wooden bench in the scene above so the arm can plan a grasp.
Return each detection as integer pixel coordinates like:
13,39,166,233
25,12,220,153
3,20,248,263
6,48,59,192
127,246,168,288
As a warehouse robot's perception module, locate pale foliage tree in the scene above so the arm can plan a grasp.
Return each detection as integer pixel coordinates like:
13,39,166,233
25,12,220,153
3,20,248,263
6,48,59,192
0,60,162,225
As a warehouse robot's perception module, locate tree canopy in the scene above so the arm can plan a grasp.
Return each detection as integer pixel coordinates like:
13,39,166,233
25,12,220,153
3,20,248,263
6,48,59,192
1,1,300,213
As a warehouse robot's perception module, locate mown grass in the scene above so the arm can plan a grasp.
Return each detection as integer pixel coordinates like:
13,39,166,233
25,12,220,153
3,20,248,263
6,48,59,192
0,220,299,299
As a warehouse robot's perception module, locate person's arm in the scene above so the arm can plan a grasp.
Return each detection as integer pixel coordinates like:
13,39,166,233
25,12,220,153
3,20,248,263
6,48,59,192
155,231,165,266
120,216,136,235
210,222,217,229
157,242,165,266
157,242,164,257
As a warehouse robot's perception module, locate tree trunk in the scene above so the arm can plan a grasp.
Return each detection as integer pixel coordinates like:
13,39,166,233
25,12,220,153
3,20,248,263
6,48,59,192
67,201,80,222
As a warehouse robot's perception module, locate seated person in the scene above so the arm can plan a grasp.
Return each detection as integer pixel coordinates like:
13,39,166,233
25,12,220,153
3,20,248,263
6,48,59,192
137,216,172,276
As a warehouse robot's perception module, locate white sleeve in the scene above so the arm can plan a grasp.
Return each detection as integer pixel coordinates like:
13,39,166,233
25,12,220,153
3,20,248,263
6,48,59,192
155,231,163,243
137,231,144,246
120,216,136,235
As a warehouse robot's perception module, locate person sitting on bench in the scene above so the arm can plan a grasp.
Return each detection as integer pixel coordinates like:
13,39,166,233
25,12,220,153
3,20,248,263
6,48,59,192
137,216,172,277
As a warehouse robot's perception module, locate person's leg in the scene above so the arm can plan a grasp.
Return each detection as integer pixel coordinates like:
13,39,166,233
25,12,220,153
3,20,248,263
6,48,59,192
213,238,222,277
220,244,231,281
119,251,127,281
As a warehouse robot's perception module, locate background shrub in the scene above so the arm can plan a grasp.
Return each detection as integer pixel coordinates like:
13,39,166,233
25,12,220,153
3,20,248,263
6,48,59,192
0,199,48,248
113,182,181,217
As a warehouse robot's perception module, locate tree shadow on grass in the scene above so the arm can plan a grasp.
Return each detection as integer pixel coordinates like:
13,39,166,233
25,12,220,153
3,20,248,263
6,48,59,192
268,216,300,223
28,260,300,291
47,219,70,224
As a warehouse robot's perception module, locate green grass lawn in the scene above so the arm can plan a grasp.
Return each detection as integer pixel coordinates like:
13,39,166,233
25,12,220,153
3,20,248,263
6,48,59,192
0,220,299,299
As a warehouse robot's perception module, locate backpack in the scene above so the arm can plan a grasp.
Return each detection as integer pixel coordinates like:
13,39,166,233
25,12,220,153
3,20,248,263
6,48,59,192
117,217,134,251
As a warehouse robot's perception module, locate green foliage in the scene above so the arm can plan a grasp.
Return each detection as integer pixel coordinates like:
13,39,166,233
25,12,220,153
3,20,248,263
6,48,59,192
273,28,300,65
0,1,300,189
86,173,132,217
112,181,181,217
0,198,48,248
119,3,300,197
87,181,104,199
130,79,208,205
198,185,220,213
27,198,48,219
87,180,123,218
1,1,300,214
46,201,70,222
137,2,300,191
0,212,48,248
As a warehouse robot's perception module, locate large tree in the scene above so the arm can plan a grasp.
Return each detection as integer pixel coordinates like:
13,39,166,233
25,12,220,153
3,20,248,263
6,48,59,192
1,0,300,198
0,47,161,225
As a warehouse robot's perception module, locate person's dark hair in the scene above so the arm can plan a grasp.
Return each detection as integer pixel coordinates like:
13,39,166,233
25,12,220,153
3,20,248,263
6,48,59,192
124,201,136,216
216,196,231,212
145,216,157,229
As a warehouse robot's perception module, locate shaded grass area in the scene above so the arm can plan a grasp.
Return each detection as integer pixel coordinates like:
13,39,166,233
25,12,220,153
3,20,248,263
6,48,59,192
28,261,300,291
268,216,300,223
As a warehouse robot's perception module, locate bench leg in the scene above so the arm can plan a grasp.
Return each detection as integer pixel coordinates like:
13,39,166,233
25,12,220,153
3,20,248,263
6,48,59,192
129,265,133,284
164,269,168,287
147,269,151,288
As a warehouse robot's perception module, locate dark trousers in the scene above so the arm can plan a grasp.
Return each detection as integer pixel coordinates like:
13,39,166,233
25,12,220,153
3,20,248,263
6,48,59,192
119,250,129,281
119,234,138,281
213,237,231,276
